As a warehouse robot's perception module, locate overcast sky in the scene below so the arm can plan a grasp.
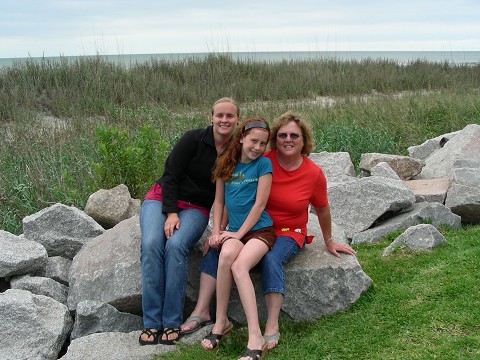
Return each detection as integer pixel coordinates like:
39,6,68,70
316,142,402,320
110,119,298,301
1,1,479,59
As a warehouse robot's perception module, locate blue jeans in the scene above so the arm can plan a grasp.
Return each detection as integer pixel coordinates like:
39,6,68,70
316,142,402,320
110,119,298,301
200,235,303,296
140,199,208,329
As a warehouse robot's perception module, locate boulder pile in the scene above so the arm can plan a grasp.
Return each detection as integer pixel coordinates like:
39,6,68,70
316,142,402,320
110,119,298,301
1,123,478,360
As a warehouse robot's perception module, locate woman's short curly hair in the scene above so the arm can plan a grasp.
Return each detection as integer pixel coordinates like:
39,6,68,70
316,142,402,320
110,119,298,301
269,111,314,156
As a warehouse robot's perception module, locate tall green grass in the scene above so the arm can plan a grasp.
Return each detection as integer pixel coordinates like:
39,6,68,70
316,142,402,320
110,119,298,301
1,54,479,234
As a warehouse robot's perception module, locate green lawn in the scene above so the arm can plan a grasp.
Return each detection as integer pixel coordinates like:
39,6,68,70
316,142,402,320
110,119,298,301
155,224,480,360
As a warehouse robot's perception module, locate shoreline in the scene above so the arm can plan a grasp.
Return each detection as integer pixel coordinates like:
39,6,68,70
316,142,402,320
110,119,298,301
1,50,479,69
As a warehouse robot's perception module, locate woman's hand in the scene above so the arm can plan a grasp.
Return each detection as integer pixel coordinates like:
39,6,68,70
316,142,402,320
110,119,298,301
164,213,180,239
325,239,356,257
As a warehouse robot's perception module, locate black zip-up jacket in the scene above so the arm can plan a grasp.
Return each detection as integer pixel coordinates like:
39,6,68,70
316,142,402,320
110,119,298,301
157,126,218,214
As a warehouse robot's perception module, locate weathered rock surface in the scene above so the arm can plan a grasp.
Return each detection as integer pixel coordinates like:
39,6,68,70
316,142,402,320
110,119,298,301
360,153,424,180
309,151,356,179
60,331,172,360
84,184,140,228
328,176,416,238
0,289,73,360
370,161,401,180
71,300,143,340
404,178,451,203
407,130,460,161
382,224,446,256
10,275,68,305
68,216,142,314
23,203,105,259
0,229,48,277
416,124,480,180
351,202,461,245
35,255,72,286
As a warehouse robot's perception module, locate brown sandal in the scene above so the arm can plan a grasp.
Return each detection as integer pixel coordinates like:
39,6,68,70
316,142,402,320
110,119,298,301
202,321,233,351
238,343,268,360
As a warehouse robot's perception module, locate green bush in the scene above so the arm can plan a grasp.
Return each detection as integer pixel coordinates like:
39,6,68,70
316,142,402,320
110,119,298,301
91,123,169,199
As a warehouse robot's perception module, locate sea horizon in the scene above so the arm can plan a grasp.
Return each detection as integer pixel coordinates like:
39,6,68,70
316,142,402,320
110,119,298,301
1,50,479,69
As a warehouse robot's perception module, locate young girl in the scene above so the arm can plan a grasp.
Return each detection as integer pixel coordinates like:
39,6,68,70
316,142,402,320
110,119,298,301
201,118,275,360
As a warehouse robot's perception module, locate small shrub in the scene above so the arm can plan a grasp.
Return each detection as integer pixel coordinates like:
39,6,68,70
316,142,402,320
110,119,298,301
91,124,169,198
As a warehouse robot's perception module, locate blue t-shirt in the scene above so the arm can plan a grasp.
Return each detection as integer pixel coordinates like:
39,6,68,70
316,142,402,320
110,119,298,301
224,156,273,232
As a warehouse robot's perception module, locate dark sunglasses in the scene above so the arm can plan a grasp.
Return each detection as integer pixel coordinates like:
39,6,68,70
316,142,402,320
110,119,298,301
277,132,301,140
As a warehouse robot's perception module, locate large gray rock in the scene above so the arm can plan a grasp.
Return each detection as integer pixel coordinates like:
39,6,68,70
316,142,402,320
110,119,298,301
10,275,68,305
35,256,72,286
68,216,142,314
0,289,73,360
407,130,460,161
0,230,48,278
22,203,105,259
84,184,140,228
382,224,446,256
444,133,480,224
370,161,401,180
59,332,172,360
360,153,424,180
309,151,356,179
328,177,416,238
404,178,451,204
351,202,461,245
280,214,372,320
445,168,480,224
416,124,480,180
71,300,143,340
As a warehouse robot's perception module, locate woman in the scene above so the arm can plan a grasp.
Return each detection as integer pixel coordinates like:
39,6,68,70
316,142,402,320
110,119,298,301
182,111,356,354
260,111,356,349
201,118,274,360
138,97,240,345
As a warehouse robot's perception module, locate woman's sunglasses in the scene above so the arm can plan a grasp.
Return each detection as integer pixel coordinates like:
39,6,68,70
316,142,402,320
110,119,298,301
277,132,301,140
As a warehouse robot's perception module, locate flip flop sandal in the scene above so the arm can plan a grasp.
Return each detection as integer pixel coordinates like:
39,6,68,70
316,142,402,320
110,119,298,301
264,333,280,349
159,328,182,345
238,343,268,360
180,315,213,335
138,328,160,345
202,321,233,351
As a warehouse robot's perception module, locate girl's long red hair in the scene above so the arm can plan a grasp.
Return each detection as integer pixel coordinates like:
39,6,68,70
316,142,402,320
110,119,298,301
212,117,270,182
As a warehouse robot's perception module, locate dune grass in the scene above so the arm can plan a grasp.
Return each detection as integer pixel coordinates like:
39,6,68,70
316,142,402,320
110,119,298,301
1,54,479,235
154,224,480,360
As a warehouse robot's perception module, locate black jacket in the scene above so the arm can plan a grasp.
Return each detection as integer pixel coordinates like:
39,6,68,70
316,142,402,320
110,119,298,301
157,126,218,213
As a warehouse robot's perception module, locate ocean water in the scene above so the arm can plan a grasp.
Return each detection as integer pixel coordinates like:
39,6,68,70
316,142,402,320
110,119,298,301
1,51,479,69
